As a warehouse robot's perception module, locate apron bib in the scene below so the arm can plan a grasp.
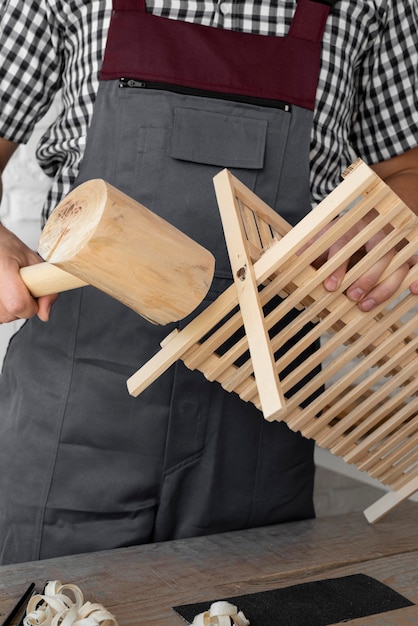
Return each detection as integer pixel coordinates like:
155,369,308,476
79,0,331,274
0,0,332,564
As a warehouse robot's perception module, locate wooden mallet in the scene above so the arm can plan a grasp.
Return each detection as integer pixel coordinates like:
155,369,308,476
19,180,215,324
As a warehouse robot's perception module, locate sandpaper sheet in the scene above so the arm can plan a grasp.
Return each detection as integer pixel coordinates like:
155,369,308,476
173,573,414,625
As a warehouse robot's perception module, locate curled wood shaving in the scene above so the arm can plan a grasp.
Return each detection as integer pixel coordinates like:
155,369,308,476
23,580,118,626
192,601,250,625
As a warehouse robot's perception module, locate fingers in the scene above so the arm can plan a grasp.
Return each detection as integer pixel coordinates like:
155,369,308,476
349,261,410,312
36,294,58,322
0,257,40,322
0,267,58,323
406,254,418,295
321,221,417,311
321,228,358,292
0,224,57,323
344,245,396,310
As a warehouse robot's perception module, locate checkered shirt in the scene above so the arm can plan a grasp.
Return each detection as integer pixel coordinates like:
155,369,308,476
0,0,417,221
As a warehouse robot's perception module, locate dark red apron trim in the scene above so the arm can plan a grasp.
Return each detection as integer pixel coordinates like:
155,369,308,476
288,0,330,42
100,0,331,110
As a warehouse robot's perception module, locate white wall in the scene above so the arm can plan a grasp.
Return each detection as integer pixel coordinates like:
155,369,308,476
0,105,59,361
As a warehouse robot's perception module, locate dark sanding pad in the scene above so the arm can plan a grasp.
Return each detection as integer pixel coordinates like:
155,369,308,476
174,573,414,625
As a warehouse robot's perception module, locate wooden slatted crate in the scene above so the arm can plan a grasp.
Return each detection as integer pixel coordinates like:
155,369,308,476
127,160,418,523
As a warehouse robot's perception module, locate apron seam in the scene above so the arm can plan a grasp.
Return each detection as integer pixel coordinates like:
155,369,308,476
162,448,204,477
34,290,84,560
158,355,180,485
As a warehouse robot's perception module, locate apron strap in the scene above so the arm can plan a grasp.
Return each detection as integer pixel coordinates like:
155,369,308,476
288,0,333,43
111,0,335,30
112,0,146,10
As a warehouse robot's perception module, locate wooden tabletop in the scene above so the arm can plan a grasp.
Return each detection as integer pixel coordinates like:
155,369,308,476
0,502,417,625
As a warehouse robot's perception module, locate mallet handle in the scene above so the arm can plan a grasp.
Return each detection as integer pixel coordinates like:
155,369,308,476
19,263,88,298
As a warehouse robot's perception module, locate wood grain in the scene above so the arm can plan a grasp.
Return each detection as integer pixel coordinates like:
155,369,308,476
21,179,215,324
0,502,417,625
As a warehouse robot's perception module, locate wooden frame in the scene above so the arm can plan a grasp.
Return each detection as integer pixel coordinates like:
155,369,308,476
127,160,418,523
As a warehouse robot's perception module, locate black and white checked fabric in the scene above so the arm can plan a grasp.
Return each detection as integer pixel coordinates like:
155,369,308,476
0,0,417,220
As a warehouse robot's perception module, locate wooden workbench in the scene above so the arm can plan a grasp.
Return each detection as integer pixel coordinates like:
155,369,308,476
0,502,417,625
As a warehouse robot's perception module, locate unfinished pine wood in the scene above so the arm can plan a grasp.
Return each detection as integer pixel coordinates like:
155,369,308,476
127,160,418,520
19,263,88,296
364,476,418,523
213,169,286,421
21,179,215,324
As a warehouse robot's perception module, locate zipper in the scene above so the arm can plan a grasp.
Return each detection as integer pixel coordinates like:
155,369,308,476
119,78,291,112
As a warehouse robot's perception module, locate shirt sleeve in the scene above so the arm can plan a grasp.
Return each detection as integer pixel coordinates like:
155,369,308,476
0,0,63,144
349,0,418,163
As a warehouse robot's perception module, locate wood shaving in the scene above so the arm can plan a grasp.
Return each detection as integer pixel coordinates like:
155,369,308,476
192,600,250,625
23,580,118,626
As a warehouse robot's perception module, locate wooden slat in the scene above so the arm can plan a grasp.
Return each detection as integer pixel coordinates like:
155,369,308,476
214,169,286,420
364,476,418,523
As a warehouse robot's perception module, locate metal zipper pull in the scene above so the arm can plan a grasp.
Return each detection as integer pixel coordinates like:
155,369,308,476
119,77,146,88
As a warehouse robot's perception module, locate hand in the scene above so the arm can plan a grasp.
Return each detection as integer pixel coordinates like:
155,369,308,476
311,216,418,312
0,223,57,322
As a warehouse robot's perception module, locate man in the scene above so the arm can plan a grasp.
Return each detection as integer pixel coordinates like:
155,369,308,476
0,0,417,564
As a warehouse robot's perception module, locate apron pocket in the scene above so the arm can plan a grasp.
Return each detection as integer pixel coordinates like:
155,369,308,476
110,85,293,273
170,107,267,169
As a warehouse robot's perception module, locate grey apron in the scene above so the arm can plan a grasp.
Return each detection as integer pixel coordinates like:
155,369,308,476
0,0,333,564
